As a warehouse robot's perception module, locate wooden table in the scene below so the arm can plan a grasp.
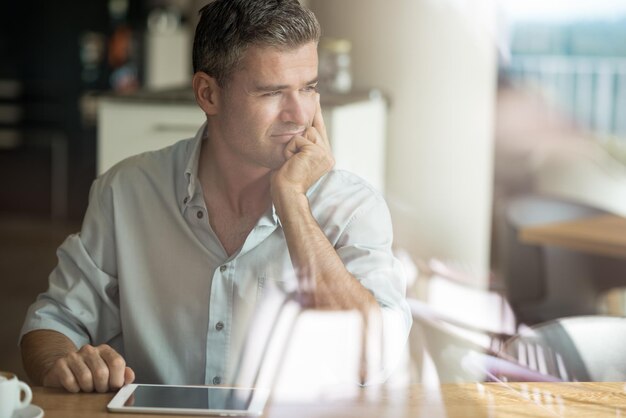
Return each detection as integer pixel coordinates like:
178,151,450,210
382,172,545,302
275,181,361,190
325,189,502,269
520,214,626,260
31,382,626,418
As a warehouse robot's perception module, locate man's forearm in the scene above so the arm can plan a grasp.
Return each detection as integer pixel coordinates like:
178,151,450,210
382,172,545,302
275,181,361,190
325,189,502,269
21,329,78,385
274,189,378,311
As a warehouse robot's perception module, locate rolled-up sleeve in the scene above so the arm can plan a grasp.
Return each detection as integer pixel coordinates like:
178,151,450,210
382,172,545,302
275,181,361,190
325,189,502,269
336,194,411,322
19,176,121,350
309,171,410,326
334,192,413,384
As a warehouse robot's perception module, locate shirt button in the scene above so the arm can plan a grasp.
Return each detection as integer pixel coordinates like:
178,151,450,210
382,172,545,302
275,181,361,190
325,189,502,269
220,265,227,272
213,376,221,385
215,321,224,331
196,210,204,219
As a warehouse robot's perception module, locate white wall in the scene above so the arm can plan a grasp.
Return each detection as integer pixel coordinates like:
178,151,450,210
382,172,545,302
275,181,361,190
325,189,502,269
310,0,497,278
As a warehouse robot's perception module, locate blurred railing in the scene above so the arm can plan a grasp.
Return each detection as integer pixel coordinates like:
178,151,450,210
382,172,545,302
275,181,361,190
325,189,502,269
507,55,626,139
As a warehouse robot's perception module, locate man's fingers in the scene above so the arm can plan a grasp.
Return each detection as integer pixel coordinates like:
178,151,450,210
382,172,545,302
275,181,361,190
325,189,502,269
44,358,81,393
284,136,299,158
312,94,330,148
66,351,95,392
100,345,127,390
124,367,136,385
312,93,325,134
284,135,313,159
41,344,130,393
80,345,110,393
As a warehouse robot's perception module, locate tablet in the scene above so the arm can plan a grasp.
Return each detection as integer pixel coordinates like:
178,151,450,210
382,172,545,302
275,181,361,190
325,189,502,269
107,384,269,416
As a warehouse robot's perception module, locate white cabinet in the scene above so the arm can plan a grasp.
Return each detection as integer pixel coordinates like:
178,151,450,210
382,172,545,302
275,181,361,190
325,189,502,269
97,100,204,174
98,91,387,191
322,94,387,191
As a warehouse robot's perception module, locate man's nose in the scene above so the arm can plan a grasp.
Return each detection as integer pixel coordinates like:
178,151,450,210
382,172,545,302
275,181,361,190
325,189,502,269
280,92,310,126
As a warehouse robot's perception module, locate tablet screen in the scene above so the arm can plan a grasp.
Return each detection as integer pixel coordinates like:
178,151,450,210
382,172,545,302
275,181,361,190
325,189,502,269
124,385,255,410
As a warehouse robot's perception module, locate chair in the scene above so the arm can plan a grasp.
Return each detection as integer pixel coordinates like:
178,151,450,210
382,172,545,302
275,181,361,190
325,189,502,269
498,194,626,324
503,316,626,381
410,257,518,352
407,298,560,384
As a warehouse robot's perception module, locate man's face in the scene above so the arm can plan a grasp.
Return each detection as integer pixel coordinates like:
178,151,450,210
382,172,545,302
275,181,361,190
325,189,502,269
214,42,319,170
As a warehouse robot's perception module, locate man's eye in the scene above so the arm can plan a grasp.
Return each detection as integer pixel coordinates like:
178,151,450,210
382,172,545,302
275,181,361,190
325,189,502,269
263,91,281,97
302,85,318,93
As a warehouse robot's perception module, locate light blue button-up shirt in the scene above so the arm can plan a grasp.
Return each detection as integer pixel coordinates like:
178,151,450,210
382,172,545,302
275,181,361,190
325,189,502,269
20,124,412,385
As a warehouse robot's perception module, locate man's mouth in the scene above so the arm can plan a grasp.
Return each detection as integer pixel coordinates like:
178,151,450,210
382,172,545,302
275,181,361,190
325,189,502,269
270,130,305,141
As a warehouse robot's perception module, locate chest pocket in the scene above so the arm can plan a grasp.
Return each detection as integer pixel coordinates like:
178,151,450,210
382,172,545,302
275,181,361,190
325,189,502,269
256,274,298,301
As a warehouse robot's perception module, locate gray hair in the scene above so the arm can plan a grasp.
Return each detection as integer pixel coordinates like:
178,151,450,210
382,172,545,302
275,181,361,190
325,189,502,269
193,0,321,86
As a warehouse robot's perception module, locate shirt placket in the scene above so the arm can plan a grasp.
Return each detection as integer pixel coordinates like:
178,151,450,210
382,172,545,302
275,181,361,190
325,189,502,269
183,196,233,386
205,259,234,385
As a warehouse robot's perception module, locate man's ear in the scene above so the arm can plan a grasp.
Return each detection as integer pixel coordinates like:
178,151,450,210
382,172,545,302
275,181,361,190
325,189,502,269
193,72,220,115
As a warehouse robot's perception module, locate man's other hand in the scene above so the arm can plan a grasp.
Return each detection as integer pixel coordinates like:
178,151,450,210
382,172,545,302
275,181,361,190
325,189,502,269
42,344,135,393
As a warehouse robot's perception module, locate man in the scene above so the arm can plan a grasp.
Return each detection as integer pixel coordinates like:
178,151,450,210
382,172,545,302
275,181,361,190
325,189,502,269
20,0,411,393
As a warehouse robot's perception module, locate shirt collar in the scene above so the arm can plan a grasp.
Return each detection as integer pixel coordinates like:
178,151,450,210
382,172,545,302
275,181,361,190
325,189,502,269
180,121,291,228
180,122,280,227
259,204,281,228
182,122,207,208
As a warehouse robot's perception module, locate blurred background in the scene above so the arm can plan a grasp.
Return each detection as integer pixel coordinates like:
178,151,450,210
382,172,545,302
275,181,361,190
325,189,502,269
2,0,626,386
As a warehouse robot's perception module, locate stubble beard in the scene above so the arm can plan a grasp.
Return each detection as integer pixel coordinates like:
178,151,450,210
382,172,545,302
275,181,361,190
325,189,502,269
265,144,289,170
235,138,288,172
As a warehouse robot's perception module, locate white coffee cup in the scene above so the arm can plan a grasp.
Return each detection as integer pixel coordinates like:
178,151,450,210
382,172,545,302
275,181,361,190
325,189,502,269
0,372,32,418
